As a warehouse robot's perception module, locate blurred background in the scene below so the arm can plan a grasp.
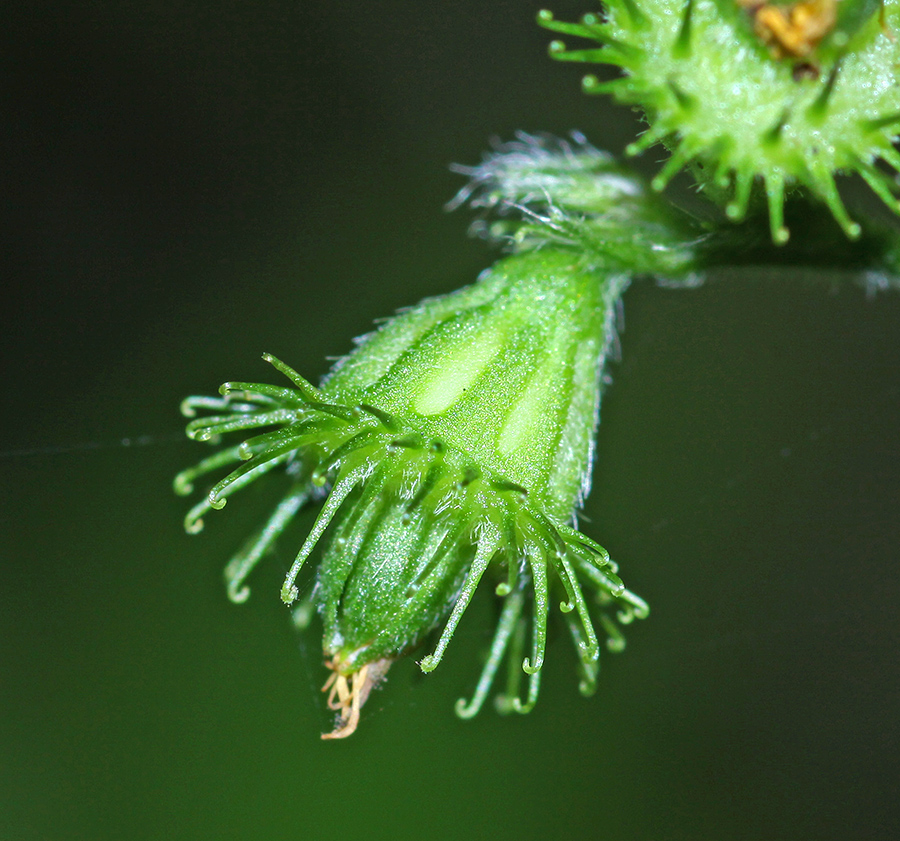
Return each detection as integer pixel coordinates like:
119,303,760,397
1,2,898,839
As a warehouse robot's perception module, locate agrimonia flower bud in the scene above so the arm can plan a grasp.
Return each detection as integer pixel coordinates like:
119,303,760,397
175,247,647,738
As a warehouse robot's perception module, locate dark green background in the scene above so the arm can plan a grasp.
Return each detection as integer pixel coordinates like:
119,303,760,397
2,2,898,839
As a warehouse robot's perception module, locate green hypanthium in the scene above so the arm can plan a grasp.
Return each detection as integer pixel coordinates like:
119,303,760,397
541,0,900,242
177,1,900,738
